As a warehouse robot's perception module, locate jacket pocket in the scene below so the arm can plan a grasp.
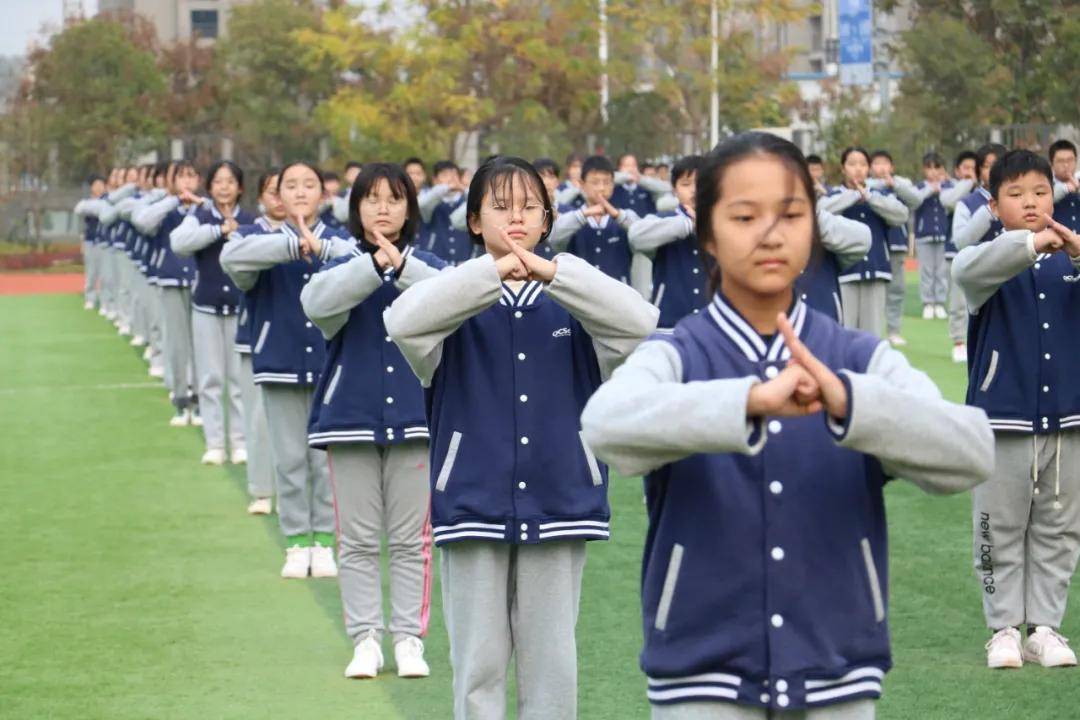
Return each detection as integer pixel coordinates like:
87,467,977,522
323,364,343,405
860,538,886,623
253,321,270,354
654,543,684,632
579,431,603,486
979,349,999,393
434,431,462,492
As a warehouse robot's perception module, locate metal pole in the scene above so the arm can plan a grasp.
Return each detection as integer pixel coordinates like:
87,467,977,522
599,0,609,126
710,0,719,148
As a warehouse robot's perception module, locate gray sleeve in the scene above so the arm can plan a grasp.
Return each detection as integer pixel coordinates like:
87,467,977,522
1054,181,1068,204
394,253,444,290
106,183,137,203
549,208,587,252
544,253,659,378
952,203,993,251
418,184,450,223
832,342,994,493
300,252,383,340
332,195,350,224
580,340,766,477
383,254,503,387
638,175,674,198
616,208,641,230
556,184,582,206
170,214,220,257
866,191,910,226
628,213,693,253
98,201,122,228
219,231,298,292
893,177,932,209
115,196,139,221
321,236,359,262
817,188,861,214
132,196,179,236
655,193,680,213
817,209,872,269
951,229,1036,312
940,179,973,211
450,201,468,231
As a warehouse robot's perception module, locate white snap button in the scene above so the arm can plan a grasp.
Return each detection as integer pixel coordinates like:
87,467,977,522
1043,323,1050,329
386,366,394,373
520,532,527,540
1043,386,1050,393
776,680,788,693
520,394,528,402
1045,353,1052,360
518,482,527,490
514,311,523,318
1034,263,1041,269
386,397,394,404
520,523,528,531
771,547,785,561
769,481,783,495
768,420,782,434
520,436,529,445
305,321,312,328
518,353,526,361
771,614,783,628
760,693,770,704
303,273,310,280
765,366,779,379
1039,293,1046,299
777,694,789,708
385,335,392,342
305,346,313,353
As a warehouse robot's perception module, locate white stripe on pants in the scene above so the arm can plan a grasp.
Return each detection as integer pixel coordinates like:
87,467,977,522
441,541,586,720
159,287,195,409
261,384,333,539
238,353,274,498
839,282,886,338
328,442,432,644
191,311,245,451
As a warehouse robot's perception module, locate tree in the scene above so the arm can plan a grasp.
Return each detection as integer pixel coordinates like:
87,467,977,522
22,17,167,182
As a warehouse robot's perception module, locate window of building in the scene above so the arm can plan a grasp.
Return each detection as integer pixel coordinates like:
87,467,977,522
191,10,219,39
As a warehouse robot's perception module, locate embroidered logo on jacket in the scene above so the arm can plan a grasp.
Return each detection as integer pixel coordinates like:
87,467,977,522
552,327,572,338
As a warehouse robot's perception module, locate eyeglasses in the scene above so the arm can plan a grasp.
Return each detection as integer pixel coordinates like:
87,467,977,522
360,196,406,210
484,204,549,227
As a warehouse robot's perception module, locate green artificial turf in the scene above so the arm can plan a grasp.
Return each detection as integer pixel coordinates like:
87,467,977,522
1,279,1077,719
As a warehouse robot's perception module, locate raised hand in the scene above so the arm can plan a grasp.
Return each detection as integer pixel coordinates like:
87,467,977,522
581,204,606,218
600,197,621,219
778,312,849,420
746,364,823,418
500,228,557,282
371,229,404,272
178,189,203,206
495,251,529,281
221,217,239,237
1033,220,1067,255
295,214,322,262
1042,214,1080,257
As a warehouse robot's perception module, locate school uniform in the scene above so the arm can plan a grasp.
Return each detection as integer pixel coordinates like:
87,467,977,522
171,203,256,453
556,181,586,210
951,187,1003,252
97,184,138,324
385,252,658,720
895,178,951,309
131,195,199,412
611,175,659,217
866,180,911,337
549,207,640,283
301,244,445,648
419,185,471,264
953,230,1080,631
627,206,709,328
74,193,106,308
232,218,277,501
795,210,873,324
819,187,909,338
939,179,976,345
123,190,166,347
220,220,356,544
1052,177,1080,234
579,294,993,719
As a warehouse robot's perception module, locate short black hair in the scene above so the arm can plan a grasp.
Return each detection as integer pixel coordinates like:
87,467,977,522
641,162,655,171
806,154,823,165
276,161,324,193
256,167,280,198
955,150,978,169
348,162,419,247
1049,139,1078,163
922,151,944,167
432,160,459,177
988,149,1053,200
344,161,363,172
616,153,637,167
671,155,704,185
465,156,553,245
322,171,340,183
87,174,106,186
205,160,244,195
976,143,1007,173
403,157,425,170
533,157,560,177
581,155,615,181
840,146,870,166
152,162,169,182
870,149,893,163
564,152,583,166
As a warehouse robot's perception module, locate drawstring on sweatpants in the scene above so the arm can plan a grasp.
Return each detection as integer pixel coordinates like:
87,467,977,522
1032,433,1064,510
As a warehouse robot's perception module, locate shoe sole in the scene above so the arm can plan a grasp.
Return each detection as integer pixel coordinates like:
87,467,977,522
311,570,339,578
281,571,310,579
1023,651,1077,667
988,658,1023,669
345,670,379,679
397,670,430,678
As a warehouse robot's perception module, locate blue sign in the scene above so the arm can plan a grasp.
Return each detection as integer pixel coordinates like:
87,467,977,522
838,0,873,85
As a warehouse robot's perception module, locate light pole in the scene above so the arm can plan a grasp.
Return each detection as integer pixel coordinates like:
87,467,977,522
710,0,719,148
599,0,610,126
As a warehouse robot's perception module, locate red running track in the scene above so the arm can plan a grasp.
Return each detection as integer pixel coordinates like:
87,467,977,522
0,273,84,296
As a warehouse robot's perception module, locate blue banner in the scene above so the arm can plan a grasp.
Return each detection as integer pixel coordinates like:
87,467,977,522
838,0,873,85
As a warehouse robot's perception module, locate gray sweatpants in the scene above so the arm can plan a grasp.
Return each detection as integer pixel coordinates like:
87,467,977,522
191,311,245,452
441,540,586,720
973,432,1080,630
99,246,116,314
839,282,886,338
159,287,195,410
238,353,274,498
915,240,948,306
114,250,132,326
83,242,99,306
885,252,906,336
328,442,432,645
261,384,333,539
945,259,966,345
652,699,874,720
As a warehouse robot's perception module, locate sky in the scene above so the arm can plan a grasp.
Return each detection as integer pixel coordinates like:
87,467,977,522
0,0,100,57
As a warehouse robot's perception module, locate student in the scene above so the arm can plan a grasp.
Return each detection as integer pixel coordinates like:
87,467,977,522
807,153,829,197
952,149,1080,669
343,161,362,186
1049,139,1080,233
131,161,202,428
301,163,446,680
580,131,993,719
232,170,282,516
171,160,254,466
419,160,470,264
74,175,108,311
403,157,427,194
868,150,912,347
819,147,909,338
795,208,874,325
612,153,659,216
556,152,585,209
951,143,1007,252
895,152,952,321
385,156,658,719
628,155,710,326
549,155,641,283
220,161,357,579
99,166,141,336
939,151,978,362
532,157,562,259
138,162,171,378
656,162,671,183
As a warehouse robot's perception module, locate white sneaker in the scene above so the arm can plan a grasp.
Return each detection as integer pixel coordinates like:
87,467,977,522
104,309,116,320
169,408,191,427
1024,626,1078,667
129,334,146,347
98,307,109,317
952,344,967,364
986,627,1024,669
84,301,94,310
117,323,131,337
345,632,384,679
201,448,227,466
922,305,934,320
191,407,203,427
149,365,165,379
310,544,338,578
247,497,272,515
394,636,430,678
142,346,153,361
887,333,907,347
281,545,311,579
934,304,948,320
230,447,248,465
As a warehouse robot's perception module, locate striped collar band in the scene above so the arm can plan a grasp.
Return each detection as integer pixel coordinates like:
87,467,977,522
500,280,544,308
281,220,328,241
707,292,808,363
